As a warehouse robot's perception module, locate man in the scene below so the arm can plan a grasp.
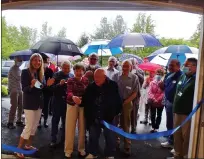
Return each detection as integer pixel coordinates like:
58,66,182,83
129,58,144,133
161,59,182,149
7,57,24,129
49,61,74,147
105,56,119,80
168,58,197,159
84,53,101,83
112,60,140,156
82,69,122,159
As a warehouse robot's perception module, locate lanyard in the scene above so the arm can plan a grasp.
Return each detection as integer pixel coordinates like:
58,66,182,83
180,74,196,90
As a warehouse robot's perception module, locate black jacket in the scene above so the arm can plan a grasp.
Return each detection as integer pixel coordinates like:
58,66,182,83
21,69,44,110
43,67,54,96
81,78,122,129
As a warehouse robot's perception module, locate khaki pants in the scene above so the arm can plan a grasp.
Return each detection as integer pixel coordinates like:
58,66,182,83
8,90,23,123
64,105,85,155
117,102,133,149
173,113,191,157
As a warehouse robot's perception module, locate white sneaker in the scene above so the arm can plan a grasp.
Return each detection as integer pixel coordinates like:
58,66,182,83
106,157,114,159
161,141,173,148
79,150,86,157
65,153,71,158
170,149,175,155
85,154,98,159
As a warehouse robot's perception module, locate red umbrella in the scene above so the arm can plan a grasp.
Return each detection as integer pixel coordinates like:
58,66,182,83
138,62,163,72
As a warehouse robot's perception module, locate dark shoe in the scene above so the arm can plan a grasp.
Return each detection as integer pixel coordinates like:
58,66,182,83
124,148,131,157
140,120,148,124
49,142,57,148
131,129,136,134
16,121,25,127
44,121,48,128
7,123,16,129
38,124,42,129
150,129,156,133
78,151,86,157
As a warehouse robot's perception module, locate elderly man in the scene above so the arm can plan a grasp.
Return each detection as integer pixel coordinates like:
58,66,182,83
105,56,119,80
84,53,101,83
129,58,144,133
82,68,122,159
161,59,182,149
49,61,74,147
168,58,197,159
112,60,140,156
7,57,24,129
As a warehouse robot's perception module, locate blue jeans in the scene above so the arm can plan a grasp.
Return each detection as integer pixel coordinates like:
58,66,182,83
88,122,116,157
165,100,174,144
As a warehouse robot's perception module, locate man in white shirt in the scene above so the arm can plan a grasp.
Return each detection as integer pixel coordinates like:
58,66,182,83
105,56,119,80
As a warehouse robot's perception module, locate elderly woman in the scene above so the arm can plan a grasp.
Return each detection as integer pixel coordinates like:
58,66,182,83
64,63,89,158
105,56,119,80
15,53,54,158
148,69,165,133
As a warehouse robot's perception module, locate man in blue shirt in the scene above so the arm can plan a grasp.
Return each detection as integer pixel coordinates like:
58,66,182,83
161,59,182,148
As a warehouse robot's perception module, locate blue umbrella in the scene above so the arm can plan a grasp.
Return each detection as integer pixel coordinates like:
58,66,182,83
9,49,51,61
81,39,122,56
119,53,143,64
107,33,162,48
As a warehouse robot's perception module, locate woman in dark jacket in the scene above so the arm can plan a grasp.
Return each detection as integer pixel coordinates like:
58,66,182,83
15,53,54,159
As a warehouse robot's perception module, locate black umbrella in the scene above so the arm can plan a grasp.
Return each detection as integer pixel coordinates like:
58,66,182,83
31,37,83,56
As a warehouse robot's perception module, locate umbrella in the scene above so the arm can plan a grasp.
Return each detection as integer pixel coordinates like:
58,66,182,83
147,45,199,66
149,53,198,67
119,53,143,64
138,62,163,72
31,37,83,56
50,55,81,63
81,39,122,56
9,49,51,61
107,33,162,48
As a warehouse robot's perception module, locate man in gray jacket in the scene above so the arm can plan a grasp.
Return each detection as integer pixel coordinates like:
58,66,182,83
7,57,24,129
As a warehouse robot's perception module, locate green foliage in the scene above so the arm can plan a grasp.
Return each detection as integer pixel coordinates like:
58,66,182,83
1,78,8,85
132,13,155,34
57,27,67,38
77,32,90,47
40,22,53,40
1,85,8,97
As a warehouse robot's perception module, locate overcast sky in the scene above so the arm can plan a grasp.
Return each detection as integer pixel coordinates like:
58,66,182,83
2,10,200,43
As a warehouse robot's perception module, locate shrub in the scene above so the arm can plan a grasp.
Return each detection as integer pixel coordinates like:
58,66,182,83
2,78,8,85
1,85,8,97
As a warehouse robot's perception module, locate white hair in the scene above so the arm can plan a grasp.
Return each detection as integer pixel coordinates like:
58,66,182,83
108,56,117,62
129,58,138,66
61,60,72,67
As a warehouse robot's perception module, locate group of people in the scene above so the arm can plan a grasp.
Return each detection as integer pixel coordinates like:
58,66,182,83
7,52,197,159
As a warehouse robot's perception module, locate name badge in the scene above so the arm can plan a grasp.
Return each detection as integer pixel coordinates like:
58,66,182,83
178,81,182,85
172,80,176,84
177,91,183,96
126,86,131,90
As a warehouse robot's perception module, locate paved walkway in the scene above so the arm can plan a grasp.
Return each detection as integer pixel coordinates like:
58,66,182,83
1,97,172,159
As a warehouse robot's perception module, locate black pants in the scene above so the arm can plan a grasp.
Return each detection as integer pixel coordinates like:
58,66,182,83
51,97,67,143
150,106,164,129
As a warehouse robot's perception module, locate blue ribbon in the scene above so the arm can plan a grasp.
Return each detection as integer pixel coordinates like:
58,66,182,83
2,99,203,154
102,99,204,140
2,144,37,155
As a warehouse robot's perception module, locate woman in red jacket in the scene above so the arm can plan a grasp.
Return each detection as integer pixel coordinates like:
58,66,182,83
148,69,164,133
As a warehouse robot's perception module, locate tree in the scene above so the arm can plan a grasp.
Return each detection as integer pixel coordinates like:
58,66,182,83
190,16,202,48
111,15,127,37
91,17,112,40
77,32,89,47
132,13,155,34
30,28,38,46
57,27,67,38
40,22,52,40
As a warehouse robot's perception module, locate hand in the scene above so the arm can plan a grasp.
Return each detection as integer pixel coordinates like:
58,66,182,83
72,96,82,105
84,71,93,77
31,79,37,88
59,79,66,85
47,78,55,86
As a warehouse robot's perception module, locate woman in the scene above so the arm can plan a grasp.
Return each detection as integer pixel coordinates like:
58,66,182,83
148,69,164,133
140,71,155,125
64,63,89,158
14,53,44,158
